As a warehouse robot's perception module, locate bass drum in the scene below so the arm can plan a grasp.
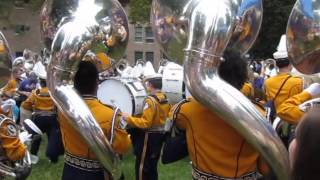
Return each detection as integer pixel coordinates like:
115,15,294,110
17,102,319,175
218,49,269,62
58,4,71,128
97,78,147,115
162,62,186,104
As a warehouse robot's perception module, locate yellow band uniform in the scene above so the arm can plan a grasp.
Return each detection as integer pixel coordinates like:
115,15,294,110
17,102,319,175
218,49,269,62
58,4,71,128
170,98,268,178
0,118,26,161
264,73,303,112
127,92,171,129
59,96,131,160
21,87,55,112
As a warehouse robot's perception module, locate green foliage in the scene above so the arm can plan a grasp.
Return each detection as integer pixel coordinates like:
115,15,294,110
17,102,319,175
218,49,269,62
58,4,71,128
128,0,152,24
250,0,296,59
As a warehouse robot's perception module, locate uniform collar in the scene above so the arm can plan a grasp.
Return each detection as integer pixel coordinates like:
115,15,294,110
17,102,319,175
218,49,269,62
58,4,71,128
82,95,98,100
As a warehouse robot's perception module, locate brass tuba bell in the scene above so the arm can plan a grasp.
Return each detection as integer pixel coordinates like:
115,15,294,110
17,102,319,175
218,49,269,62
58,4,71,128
151,0,289,179
41,0,129,178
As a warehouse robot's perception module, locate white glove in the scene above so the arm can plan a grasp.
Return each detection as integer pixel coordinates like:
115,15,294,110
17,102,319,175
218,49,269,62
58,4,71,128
299,98,320,112
0,99,16,113
19,131,32,144
305,83,320,97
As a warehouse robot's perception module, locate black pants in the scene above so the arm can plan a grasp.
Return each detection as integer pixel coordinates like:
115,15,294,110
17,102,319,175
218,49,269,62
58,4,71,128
129,129,165,180
30,115,64,162
62,163,105,180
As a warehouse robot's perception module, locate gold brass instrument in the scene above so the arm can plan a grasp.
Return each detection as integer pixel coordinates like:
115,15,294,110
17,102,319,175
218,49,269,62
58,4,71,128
0,32,31,180
41,0,129,178
151,0,289,179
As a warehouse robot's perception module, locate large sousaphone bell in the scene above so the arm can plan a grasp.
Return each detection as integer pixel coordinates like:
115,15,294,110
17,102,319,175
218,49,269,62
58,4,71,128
287,0,320,74
152,0,289,179
0,32,32,180
41,0,129,178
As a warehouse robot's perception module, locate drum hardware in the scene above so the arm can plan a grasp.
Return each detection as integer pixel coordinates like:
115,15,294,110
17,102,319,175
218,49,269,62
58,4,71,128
97,78,147,116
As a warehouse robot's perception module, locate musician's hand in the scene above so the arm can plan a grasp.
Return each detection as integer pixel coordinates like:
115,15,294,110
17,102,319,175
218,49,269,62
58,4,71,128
19,131,32,144
305,83,320,98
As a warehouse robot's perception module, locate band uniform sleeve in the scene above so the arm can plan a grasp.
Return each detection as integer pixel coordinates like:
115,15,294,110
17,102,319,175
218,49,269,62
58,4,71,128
111,113,131,155
126,98,155,129
277,91,312,125
21,90,36,111
0,120,26,161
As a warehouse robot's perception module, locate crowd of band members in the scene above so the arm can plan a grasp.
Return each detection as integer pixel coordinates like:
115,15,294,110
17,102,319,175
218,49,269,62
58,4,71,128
1,41,320,180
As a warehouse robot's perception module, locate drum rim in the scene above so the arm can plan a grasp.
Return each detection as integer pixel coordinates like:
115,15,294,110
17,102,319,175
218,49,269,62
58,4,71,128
98,78,137,115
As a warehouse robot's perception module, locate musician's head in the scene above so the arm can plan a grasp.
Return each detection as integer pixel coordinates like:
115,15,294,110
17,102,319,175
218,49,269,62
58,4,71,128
74,61,99,95
219,50,248,90
291,108,320,180
144,75,162,94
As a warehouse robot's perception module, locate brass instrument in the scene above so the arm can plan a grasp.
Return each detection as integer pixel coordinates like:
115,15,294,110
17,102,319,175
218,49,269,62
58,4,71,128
287,0,320,74
151,0,289,179
41,0,129,178
0,32,31,179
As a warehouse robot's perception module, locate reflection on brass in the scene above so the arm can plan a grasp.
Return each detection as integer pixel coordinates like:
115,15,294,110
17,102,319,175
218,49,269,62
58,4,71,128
287,0,320,74
44,0,129,178
152,0,289,179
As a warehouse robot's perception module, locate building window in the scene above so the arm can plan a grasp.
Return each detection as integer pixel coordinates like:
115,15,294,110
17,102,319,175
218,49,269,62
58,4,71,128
135,25,143,42
145,52,154,63
134,51,143,62
145,27,154,43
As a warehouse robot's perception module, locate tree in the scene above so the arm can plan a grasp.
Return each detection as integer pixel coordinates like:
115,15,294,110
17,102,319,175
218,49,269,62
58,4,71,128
128,0,151,24
249,0,296,59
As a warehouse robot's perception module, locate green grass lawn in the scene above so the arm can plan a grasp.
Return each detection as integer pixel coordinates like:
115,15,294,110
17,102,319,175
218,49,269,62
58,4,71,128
27,139,191,180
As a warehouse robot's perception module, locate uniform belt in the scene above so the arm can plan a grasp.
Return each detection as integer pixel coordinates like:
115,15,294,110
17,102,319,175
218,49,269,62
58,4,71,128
64,152,102,172
192,167,259,180
147,126,165,132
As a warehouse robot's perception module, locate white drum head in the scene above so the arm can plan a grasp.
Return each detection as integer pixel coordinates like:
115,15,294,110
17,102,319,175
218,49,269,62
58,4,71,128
97,78,147,115
98,79,133,114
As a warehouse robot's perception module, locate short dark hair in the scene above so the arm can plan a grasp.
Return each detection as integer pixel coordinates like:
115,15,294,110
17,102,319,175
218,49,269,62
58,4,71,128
276,58,290,68
219,50,248,90
74,61,99,95
147,78,162,90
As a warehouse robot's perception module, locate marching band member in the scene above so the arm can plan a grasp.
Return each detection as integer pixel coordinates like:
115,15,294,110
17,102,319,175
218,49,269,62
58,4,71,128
264,35,303,115
121,74,171,180
169,51,268,180
0,114,27,162
1,67,24,98
59,61,131,180
21,63,63,164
